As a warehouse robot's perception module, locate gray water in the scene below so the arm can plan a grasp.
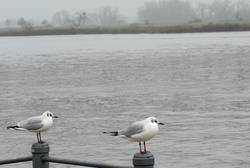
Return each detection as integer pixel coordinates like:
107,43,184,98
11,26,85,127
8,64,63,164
0,32,250,168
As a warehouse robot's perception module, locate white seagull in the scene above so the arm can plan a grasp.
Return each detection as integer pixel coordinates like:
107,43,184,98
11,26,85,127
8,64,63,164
103,116,164,154
7,111,58,143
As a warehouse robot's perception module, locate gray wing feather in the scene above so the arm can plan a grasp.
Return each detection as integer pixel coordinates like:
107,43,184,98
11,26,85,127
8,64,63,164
120,122,145,137
18,116,43,130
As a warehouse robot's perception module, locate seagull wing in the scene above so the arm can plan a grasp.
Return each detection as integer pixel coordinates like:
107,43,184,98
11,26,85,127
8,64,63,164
18,116,44,131
121,121,145,138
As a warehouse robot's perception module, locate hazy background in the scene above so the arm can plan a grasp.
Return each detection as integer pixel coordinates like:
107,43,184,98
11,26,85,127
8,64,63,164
1,0,249,28
0,0,154,21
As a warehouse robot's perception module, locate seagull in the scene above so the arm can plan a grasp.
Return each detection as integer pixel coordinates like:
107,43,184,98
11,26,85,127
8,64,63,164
103,116,164,154
7,111,58,143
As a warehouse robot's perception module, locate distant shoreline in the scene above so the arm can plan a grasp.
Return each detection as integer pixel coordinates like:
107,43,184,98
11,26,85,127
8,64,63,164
1,22,250,37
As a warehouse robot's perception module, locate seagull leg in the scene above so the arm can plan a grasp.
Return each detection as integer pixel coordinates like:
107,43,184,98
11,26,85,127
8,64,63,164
38,132,43,143
139,142,142,154
36,132,40,143
143,141,147,153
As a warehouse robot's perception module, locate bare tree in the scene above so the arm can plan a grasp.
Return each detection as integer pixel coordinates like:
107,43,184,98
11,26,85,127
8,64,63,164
4,19,12,28
51,10,73,27
235,0,250,21
40,19,52,28
137,0,195,24
208,0,235,21
98,6,127,25
73,12,87,27
193,1,210,21
194,0,250,22
137,0,250,24
17,17,33,30
85,13,101,25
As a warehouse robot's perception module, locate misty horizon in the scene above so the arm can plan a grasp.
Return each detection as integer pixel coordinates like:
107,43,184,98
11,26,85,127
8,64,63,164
0,0,151,22
0,0,226,22
0,0,250,30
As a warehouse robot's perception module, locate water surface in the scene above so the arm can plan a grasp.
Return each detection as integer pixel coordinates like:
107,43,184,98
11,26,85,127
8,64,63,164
0,32,250,168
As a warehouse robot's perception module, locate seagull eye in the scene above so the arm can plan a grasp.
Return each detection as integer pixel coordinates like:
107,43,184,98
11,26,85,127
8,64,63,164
50,114,52,117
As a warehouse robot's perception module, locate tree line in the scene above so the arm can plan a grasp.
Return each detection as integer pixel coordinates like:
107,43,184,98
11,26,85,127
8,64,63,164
1,0,250,30
138,0,250,24
2,6,127,29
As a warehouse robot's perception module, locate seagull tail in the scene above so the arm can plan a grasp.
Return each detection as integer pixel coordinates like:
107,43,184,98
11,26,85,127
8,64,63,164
7,125,25,131
103,131,119,136
7,125,19,130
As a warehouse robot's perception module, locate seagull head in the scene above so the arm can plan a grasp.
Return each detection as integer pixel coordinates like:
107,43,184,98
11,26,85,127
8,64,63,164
147,117,164,125
42,111,59,119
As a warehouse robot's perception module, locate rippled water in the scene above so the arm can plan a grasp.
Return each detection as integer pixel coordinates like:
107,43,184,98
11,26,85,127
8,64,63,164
0,32,250,168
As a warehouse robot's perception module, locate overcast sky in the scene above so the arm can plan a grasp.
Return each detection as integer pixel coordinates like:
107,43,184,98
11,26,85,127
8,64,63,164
0,0,156,21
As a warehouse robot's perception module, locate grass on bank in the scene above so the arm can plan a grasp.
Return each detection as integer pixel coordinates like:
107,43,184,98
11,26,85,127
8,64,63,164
0,22,250,36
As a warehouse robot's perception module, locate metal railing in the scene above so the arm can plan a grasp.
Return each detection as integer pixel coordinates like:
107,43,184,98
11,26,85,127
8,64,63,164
0,142,154,168
0,156,32,165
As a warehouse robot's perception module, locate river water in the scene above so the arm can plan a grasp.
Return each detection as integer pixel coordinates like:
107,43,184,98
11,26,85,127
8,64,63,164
0,32,250,168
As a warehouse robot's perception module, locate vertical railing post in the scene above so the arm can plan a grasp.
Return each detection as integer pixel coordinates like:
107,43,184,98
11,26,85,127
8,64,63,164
31,142,49,168
133,151,154,168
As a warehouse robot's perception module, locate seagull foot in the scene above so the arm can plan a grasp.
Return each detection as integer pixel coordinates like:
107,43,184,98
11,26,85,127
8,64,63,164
37,141,45,144
140,151,147,154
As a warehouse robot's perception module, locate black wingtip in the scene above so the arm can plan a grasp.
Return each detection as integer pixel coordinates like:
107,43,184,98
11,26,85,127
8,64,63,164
103,131,119,136
7,125,18,130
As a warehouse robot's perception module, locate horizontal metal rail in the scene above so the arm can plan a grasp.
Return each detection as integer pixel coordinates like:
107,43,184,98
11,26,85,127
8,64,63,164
0,156,32,165
42,156,133,168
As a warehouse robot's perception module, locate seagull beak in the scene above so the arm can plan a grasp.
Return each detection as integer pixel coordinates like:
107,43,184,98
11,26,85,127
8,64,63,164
158,122,164,125
53,116,59,118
